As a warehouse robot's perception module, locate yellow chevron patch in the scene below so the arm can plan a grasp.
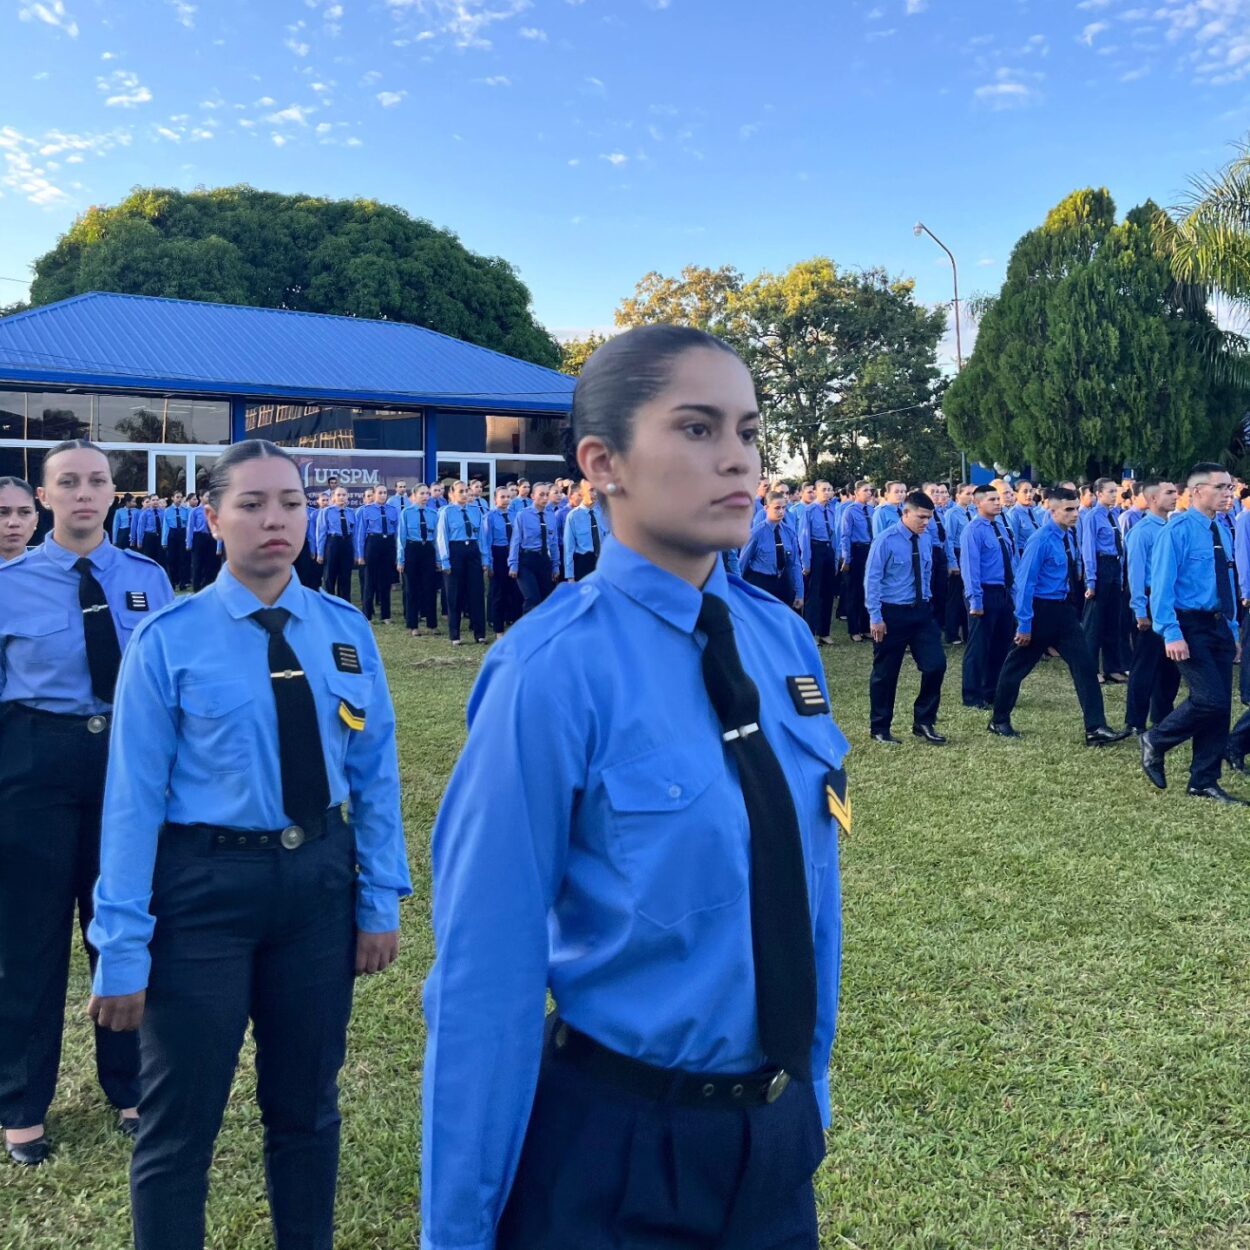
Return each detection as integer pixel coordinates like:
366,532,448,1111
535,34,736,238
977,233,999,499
338,699,366,732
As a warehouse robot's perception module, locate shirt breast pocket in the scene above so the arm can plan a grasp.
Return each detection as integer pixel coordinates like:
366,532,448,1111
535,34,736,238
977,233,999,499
177,680,253,773
601,744,746,930
8,610,71,681
777,718,848,868
324,669,375,756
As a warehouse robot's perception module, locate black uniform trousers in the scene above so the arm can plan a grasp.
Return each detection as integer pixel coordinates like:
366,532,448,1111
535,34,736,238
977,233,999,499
869,602,946,734
517,549,555,616
962,584,1014,706
992,598,1106,731
1125,623,1181,734
360,533,394,622
944,560,967,643
844,543,870,637
1149,611,1235,790
571,550,598,582
743,569,790,605
130,815,357,1250
1240,607,1250,707
802,540,836,638
489,546,521,632
321,535,354,603
190,533,219,592
402,541,439,630
166,532,189,588
1083,555,1126,676
930,550,950,635
141,531,165,568
0,707,139,1129
445,541,485,641
294,544,320,591
496,1023,824,1250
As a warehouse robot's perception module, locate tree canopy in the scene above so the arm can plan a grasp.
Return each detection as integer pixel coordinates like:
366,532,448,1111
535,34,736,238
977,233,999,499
26,185,560,368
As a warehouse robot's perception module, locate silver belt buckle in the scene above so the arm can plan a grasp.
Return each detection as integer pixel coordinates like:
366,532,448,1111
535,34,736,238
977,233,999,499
280,825,305,850
86,715,108,735
765,1071,790,1103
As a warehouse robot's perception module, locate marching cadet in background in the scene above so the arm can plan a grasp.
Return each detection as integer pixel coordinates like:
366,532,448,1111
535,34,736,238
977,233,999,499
429,480,447,510
481,485,521,634
865,491,947,745
508,481,561,614
295,492,328,591
315,485,356,604
467,480,490,529
921,481,953,634
562,480,609,581
186,496,219,592
840,480,875,640
870,480,906,538
0,476,38,561
1124,480,1181,738
1141,463,1248,804
1080,477,1129,683
397,483,440,636
739,490,805,609
960,483,1017,710
437,479,488,645
1007,481,1043,551
354,484,396,624
0,440,172,1167
801,480,838,645
132,497,164,566
422,324,846,1250
87,438,411,1250
507,479,533,518
1120,486,1148,538
160,492,191,591
944,482,975,644
112,493,137,547
988,487,1128,745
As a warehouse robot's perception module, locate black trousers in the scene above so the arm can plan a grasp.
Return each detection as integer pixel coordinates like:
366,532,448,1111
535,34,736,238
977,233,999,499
1125,625,1181,733
361,533,394,621
992,598,1106,731
802,541,836,638
844,543,870,636
1150,611,1235,789
1083,555,1126,676
517,549,555,615
962,584,1014,706
496,1026,824,1250
141,532,165,567
402,541,438,629
572,550,598,582
944,564,967,643
322,535,354,603
166,533,189,588
744,569,790,604
445,541,485,641
190,533,219,592
869,603,946,733
489,547,521,632
0,707,139,1129
294,544,320,590
930,551,949,635
130,816,357,1250
1240,608,1250,707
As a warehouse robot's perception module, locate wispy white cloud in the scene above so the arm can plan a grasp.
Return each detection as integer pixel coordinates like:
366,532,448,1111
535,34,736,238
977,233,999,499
1120,64,1151,81
383,0,533,51
98,70,153,108
600,151,628,166
973,67,1043,108
100,49,118,60
904,0,927,13
1080,21,1110,46
867,26,897,40
1076,0,1111,7
739,122,760,139
168,0,196,28
519,25,546,39
376,89,406,106
271,133,288,147
478,75,511,85
1,124,130,207
18,1,78,37
285,21,311,56
266,103,314,125
345,135,363,147
977,257,996,267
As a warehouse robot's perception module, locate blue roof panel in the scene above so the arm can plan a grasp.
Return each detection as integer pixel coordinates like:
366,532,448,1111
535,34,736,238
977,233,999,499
0,292,574,414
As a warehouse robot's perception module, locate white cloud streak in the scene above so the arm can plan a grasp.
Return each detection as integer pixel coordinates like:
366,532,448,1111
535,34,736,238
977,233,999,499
18,1,78,37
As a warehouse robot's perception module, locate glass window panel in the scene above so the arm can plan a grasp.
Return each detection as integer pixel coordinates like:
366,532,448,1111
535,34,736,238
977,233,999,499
191,456,219,499
28,392,91,442
244,403,422,452
492,458,567,488
164,398,229,445
0,441,44,485
106,451,147,495
155,455,190,498
97,394,173,443
0,391,28,442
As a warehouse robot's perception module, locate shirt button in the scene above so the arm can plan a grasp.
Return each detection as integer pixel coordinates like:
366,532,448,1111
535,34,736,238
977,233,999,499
668,784,682,799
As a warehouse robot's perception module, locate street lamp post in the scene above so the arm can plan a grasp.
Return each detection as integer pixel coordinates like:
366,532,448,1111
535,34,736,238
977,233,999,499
914,221,966,480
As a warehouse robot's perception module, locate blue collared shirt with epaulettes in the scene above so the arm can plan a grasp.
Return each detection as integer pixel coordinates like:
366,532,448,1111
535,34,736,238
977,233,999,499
1235,509,1250,605
1079,502,1122,590
946,503,974,554
353,502,395,560
927,506,954,564
397,504,441,563
87,567,413,998
1007,503,1044,551
435,503,487,572
865,522,931,625
562,505,611,578
960,514,1017,613
870,502,902,539
1126,511,1166,622
839,502,874,552
1119,508,1145,538
186,505,210,548
479,507,514,555
507,506,561,576
160,504,190,547
111,508,134,546
467,498,490,528
131,508,159,546
0,535,173,716
738,519,805,602
420,536,847,1250
315,505,356,559
1150,506,1238,645
804,501,839,557
1012,519,1077,634
506,496,532,519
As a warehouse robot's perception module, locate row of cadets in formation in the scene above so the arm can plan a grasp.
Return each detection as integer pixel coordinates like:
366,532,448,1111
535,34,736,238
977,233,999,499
110,491,222,593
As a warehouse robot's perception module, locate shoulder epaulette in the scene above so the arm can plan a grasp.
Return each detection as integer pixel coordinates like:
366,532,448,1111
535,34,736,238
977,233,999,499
119,547,165,570
506,581,600,661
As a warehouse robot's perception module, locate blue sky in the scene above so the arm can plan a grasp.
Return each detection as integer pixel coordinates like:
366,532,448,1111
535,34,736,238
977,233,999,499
2,0,1250,364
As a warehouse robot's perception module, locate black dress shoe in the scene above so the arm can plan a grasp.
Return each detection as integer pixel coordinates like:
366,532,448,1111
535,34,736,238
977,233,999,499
1106,672,1130,685
1086,725,1131,747
117,1114,139,1141
1186,784,1250,806
1140,732,1166,790
912,724,947,744
5,1135,50,1166
870,731,901,745
1225,748,1248,775
987,721,1020,738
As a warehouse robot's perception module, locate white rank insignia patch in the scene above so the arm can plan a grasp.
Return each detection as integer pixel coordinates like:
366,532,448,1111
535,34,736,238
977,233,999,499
126,591,149,612
787,675,829,716
332,643,362,674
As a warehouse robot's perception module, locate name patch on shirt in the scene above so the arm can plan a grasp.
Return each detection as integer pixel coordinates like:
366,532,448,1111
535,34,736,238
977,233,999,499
332,642,362,674
825,767,852,835
125,591,149,612
787,675,829,716
338,699,366,732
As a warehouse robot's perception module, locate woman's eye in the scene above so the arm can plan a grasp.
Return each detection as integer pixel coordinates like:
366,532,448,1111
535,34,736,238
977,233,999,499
741,427,760,444
684,423,709,439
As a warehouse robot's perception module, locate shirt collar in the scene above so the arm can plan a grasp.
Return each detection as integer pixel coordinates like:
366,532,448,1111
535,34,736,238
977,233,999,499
42,533,116,573
1141,512,1166,528
215,566,309,622
595,535,730,634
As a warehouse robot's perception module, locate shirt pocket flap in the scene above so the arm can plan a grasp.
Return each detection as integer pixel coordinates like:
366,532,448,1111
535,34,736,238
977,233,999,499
602,744,718,814
9,610,70,638
777,715,850,771
179,680,253,719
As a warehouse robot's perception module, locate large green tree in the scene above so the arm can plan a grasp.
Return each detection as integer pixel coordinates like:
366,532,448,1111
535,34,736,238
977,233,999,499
947,189,1246,480
27,186,560,367
558,332,609,377
615,265,742,333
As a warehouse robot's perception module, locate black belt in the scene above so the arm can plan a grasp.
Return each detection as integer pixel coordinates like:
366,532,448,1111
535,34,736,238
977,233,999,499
165,805,344,852
549,1018,794,1109
1177,608,1226,622
9,702,111,735
811,538,832,547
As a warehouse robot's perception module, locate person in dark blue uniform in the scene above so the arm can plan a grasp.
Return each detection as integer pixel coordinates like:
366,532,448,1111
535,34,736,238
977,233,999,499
479,486,520,635
421,325,847,1250
507,482,560,614
870,480,905,538
316,486,356,603
111,493,137,547
160,492,191,590
740,490,805,609
839,480,875,640
944,483,975,644
87,438,412,1249
1236,494,1250,711
436,480,488,644
0,476,38,562
354,485,396,623
865,491,947,745
0,440,172,1166
1080,477,1129,683
132,497,164,567
397,484,440,636
294,493,325,590
960,484,1017,709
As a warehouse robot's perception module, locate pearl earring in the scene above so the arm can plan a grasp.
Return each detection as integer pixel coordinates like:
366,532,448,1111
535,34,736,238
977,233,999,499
605,483,618,496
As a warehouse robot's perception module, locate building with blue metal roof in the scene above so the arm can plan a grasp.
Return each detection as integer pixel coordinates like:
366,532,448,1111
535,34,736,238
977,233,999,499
0,292,574,501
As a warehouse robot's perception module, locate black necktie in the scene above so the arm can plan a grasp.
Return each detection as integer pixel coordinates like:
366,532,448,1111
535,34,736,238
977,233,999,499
1212,522,1236,618
504,512,512,544
910,531,924,605
1062,530,1080,597
419,510,428,543
1111,516,1126,587
462,505,475,540
822,504,833,540
589,509,601,557
381,507,389,538
75,557,122,704
935,513,946,545
773,524,787,576
538,510,547,557
251,608,331,830
992,521,1014,591
339,509,348,538
696,594,816,1075
172,509,182,530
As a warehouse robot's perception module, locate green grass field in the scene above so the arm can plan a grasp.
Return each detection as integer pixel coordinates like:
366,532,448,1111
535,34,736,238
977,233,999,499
4,612,1250,1249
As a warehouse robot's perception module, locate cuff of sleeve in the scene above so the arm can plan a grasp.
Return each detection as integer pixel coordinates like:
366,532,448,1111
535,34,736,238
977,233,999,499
356,887,401,934
1016,617,1032,634
92,949,152,998
869,613,883,626
814,1071,831,1131
1161,626,1181,645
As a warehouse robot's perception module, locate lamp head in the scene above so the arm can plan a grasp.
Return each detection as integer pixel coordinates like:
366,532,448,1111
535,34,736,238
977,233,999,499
913,222,925,238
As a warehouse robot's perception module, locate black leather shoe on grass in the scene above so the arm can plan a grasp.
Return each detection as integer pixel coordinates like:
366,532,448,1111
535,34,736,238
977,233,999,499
1086,725,1131,747
1140,732,1166,790
912,724,947,744
870,731,901,745
5,1136,50,1167
1186,784,1249,806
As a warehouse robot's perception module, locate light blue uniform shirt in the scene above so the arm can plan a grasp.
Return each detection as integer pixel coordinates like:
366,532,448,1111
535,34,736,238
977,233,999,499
1079,503,1122,590
353,502,395,560
507,506,560,577
506,496,533,519
562,504,611,579
1126,512,1166,622
864,522,931,624
186,505,210,548
960,515,1017,613
1007,503,1043,551
479,507,513,555
314,505,356,559
1012,520,1076,634
420,537,847,1250
1119,508,1145,538
1150,507,1238,645
396,504,440,563
739,519,805,602
88,568,413,997
131,508,159,547
839,501,874,552
0,536,172,716
111,507,136,546
946,503,974,555
160,504,190,548
804,501,838,555
435,503,487,572
1236,510,1250,605
870,502,902,539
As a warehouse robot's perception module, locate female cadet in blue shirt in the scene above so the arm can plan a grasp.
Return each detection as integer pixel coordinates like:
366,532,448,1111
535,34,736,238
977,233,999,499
315,485,357,603
561,480,610,581
86,439,412,1249
421,325,848,1250
0,442,173,1167
0,475,39,562
397,483,441,635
